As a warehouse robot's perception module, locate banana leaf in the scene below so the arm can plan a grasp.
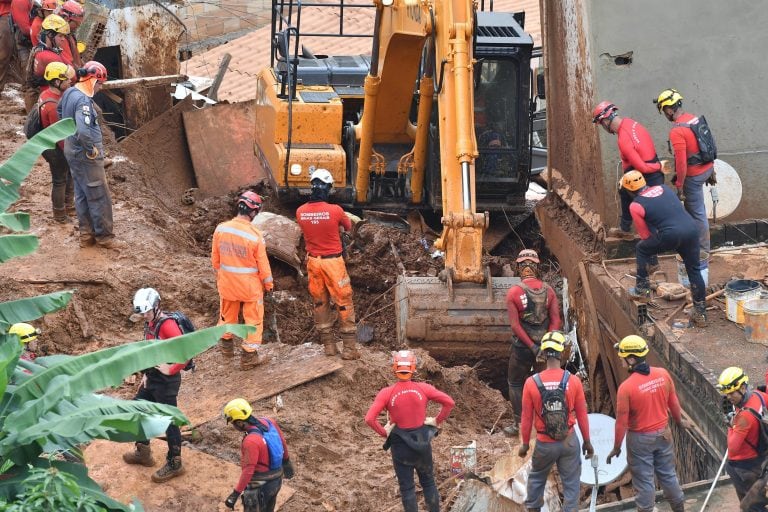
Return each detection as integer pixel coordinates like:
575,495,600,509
0,291,73,328
0,335,21,398
0,118,75,212
0,459,143,512
0,234,38,262
0,212,30,232
9,324,252,404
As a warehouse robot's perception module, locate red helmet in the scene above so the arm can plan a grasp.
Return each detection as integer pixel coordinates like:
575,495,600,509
79,61,107,82
515,249,540,264
592,101,618,124
392,350,416,380
237,191,262,211
60,0,83,18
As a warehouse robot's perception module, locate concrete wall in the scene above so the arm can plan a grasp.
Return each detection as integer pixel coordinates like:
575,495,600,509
543,0,768,225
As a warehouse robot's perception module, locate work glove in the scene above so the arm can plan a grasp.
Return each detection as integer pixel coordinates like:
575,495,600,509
224,490,241,509
424,417,437,427
85,147,101,160
678,418,693,431
582,440,594,459
706,172,717,186
264,290,274,303
606,447,621,465
529,343,540,358
517,443,529,458
676,188,686,203
384,421,396,436
282,459,295,479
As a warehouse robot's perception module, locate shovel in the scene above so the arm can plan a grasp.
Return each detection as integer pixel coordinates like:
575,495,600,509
357,320,374,344
266,293,281,344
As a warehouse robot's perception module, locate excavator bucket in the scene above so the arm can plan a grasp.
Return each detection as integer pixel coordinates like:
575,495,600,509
395,275,520,365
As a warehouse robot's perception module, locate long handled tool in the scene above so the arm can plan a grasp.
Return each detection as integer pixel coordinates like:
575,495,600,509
699,449,728,512
589,454,599,512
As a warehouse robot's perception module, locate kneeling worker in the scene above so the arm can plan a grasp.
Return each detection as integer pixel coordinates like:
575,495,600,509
622,171,707,327
518,331,593,512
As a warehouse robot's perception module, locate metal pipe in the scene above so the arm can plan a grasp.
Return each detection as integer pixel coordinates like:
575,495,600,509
699,449,728,512
461,161,471,210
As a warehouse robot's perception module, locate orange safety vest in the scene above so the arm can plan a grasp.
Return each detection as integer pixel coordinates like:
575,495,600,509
211,217,273,301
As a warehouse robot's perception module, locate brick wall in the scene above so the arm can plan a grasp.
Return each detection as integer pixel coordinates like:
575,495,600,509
176,0,271,42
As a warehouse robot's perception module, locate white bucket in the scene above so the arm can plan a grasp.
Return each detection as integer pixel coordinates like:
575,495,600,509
725,280,763,324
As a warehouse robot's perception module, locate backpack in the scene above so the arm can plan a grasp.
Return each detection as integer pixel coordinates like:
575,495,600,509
533,371,571,441
519,282,550,326
24,100,57,140
674,115,717,166
743,392,768,458
153,311,197,371
247,418,285,471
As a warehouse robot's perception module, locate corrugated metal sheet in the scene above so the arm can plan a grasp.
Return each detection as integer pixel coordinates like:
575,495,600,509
184,0,541,103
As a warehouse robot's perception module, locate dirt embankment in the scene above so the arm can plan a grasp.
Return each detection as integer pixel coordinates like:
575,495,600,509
0,85,536,511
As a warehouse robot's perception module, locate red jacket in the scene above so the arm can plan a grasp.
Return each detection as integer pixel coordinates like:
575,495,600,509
145,314,186,377
520,368,590,444
236,418,289,492
505,278,561,347
669,112,713,187
617,118,661,174
613,367,682,450
296,200,351,256
39,87,63,148
0,0,12,18
728,390,768,461
365,380,455,438
10,0,31,38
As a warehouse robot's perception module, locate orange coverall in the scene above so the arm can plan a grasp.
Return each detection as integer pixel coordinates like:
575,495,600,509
211,217,273,351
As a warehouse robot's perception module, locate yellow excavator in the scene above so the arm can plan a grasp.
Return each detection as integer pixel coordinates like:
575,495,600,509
254,0,535,361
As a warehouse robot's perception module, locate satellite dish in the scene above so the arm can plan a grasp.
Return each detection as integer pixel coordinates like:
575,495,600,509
575,413,627,485
704,159,742,220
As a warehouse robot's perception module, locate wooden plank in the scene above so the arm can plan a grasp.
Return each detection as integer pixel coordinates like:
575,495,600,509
182,100,269,198
101,74,187,90
178,344,343,425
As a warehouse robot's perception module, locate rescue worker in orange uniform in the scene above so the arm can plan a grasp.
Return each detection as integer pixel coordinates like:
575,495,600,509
365,350,455,512
504,248,562,436
296,168,360,360
606,336,689,512
717,367,768,511
212,191,274,370
593,101,664,241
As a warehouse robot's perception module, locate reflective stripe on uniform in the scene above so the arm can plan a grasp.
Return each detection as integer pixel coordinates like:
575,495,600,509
263,276,274,283
215,225,260,242
221,264,259,274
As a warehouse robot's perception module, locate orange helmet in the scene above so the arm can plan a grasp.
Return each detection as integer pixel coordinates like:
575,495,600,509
592,101,618,124
621,171,646,192
392,350,416,380
41,0,59,11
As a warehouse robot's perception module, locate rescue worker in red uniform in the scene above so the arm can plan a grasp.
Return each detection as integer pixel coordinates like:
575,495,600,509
593,101,664,240
8,322,41,361
655,88,715,274
223,398,294,512
606,336,689,512
518,331,593,512
28,0,57,45
122,288,188,483
365,350,455,512
504,248,562,436
38,61,74,222
296,168,360,360
622,170,707,326
717,367,768,511
9,0,34,108
54,0,81,67
0,0,14,94
212,191,274,370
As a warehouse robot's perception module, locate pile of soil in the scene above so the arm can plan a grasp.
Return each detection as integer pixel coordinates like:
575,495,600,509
0,85,531,511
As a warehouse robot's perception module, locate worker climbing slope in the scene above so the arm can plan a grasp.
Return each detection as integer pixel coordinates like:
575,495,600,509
593,101,664,240
505,249,562,436
620,170,707,326
212,191,274,370
8,322,41,361
517,331,593,512
222,398,294,512
717,367,768,511
365,350,455,512
296,168,360,360
607,336,690,512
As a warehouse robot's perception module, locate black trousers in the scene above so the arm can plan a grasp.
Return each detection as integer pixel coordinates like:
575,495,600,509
635,230,705,304
390,434,440,512
620,171,665,231
134,381,182,456
242,478,281,512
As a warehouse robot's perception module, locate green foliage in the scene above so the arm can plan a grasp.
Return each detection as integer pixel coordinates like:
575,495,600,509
0,121,256,510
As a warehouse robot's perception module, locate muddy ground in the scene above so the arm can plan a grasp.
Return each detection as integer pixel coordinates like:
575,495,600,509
1,85,558,511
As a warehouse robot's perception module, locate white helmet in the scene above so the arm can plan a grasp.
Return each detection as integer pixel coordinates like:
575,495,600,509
133,287,160,314
310,168,334,186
